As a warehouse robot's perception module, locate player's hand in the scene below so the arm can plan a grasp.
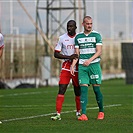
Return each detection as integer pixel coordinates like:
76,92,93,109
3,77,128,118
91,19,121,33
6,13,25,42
83,60,91,66
70,67,75,76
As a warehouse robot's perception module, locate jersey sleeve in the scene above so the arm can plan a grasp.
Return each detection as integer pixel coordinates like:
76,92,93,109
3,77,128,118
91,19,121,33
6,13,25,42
96,33,102,45
74,35,79,48
54,37,62,52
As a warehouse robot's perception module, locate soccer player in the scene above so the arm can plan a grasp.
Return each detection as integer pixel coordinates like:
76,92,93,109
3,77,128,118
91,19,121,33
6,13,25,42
0,32,4,58
51,20,81,120
71,16,104,121
0,32,4,124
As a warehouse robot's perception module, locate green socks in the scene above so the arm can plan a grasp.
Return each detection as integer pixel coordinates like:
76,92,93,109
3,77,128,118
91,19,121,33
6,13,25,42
93,86,104,112
80,86,104,114
80,86,88,114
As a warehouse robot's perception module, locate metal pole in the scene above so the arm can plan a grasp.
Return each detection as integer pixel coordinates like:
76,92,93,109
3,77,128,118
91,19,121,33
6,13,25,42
78,0,82,32
46,0,49,56
93,1,97,30
10,0,14,79
125,1,129,40
110,0,114,39
10,0,13,34
35,0,39,88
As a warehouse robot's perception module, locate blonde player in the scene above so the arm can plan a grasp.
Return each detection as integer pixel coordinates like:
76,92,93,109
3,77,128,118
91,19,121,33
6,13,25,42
71,16,104,121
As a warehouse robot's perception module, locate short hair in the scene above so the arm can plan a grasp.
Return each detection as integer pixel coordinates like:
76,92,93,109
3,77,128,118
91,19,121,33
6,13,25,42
83,16,92,22
67,20,76,27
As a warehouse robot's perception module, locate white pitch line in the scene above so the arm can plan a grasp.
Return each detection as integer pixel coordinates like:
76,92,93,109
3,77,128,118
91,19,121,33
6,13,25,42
1,104,121,123
0,91,131,98
0,89,73,98
0,91,48,98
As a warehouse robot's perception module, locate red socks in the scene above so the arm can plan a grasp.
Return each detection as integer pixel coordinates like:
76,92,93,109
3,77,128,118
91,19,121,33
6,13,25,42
56,94,64,114
56,94,80,113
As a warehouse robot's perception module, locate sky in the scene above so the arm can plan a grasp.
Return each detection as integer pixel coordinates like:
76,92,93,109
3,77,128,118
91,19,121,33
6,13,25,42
0,0,132,40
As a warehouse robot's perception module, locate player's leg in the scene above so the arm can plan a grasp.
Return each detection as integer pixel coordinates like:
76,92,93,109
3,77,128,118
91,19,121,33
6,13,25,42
93,85,103,112
80,85,88,114
56,70,71,114
77,65,89,120
51,84,68,120
72,72,81,116
90,63,104,119
73,86,81,117
56,84,68,114
77,85,88,121
93,85,104,119
51,70,70,120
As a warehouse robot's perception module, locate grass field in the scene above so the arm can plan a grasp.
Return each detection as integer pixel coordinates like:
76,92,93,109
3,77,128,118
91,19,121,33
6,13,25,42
0,79,133,133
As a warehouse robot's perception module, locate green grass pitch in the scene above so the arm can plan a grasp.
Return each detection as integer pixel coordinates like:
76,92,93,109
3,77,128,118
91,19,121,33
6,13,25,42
0,79,133,133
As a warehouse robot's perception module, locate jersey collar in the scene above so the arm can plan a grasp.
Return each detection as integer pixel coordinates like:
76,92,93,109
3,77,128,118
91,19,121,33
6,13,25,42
67,33,76,38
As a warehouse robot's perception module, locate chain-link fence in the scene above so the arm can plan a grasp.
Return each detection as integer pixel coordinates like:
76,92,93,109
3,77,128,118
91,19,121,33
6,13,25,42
0,35,132,88
0,34,128,80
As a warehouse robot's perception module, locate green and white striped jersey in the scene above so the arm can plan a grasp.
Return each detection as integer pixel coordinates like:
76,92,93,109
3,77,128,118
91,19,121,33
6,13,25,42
75,30,102,64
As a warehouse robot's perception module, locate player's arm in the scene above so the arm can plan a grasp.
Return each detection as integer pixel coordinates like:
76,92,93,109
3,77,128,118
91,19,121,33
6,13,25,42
83,45,102,66
90,45,102,61
70,48,79,76
54,51,78,60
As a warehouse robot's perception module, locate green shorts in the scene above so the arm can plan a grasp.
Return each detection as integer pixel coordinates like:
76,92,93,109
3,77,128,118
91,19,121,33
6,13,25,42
78,63,102,85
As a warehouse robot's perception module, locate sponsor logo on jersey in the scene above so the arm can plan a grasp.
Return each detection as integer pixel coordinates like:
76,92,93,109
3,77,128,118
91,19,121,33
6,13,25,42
67,44,74,49
78,37,96,43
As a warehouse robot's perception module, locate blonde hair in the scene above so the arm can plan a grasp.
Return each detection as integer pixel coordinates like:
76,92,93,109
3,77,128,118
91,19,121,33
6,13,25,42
83,16,92,22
